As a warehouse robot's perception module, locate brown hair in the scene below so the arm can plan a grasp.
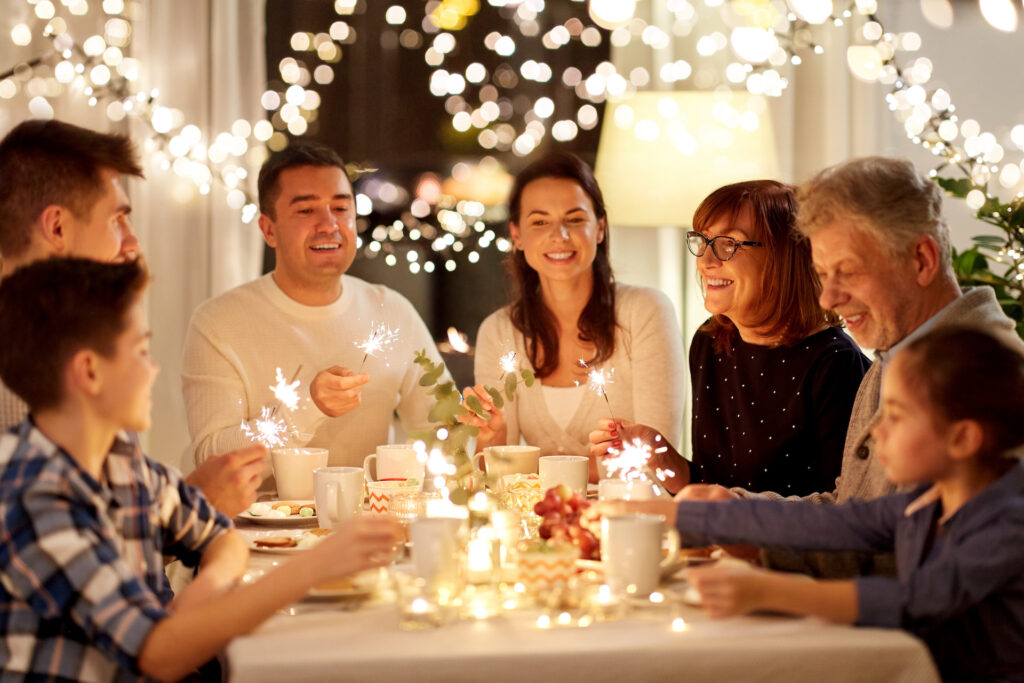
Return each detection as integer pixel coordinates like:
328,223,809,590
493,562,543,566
0,119,143,259
694,180,840,353
901,326,1024,462
506,151,615,378
257,141,348,219
0,257,149,410
795,156,952,268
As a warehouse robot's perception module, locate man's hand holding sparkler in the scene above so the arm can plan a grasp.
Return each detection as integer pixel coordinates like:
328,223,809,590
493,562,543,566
588,418,690,493
458,384,507,450
310,366,370,417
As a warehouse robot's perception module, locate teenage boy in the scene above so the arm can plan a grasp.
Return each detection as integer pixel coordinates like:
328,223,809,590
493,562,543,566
0,258,400,680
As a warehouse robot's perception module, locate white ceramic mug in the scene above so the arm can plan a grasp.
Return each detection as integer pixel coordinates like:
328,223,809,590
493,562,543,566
597,478,656,501
363,444,425,483
539,455,589,495
601,513,679,596
472,445,541,485
313,466,364,529
271,447,329,500
409,517,463,587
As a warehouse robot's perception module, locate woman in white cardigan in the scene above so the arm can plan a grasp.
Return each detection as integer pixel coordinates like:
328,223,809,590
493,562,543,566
462,152,686,484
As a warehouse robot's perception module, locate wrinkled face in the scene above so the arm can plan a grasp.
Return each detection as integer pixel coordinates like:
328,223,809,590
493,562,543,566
694,208,768,328
259,165,356,291
510,177,605,286
871,353,950,485
95,299,158,433
65,167,138,262
811,220,918,351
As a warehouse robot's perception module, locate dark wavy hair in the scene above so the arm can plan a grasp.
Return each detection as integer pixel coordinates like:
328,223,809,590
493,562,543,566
506,152,616,379
694,180,841,354
901,326,1024,462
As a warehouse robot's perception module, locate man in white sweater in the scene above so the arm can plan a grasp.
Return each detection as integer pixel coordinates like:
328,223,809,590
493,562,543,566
182,143,446,469
0,119,264,518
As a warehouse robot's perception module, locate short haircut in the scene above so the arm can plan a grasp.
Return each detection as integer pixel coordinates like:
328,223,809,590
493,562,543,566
0,119,143,259
257,141,348,219
901,326,1024,461
694,180,840,353
0,257,149,411
795,156,951,266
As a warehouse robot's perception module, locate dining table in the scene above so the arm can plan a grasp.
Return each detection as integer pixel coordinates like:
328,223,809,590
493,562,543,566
224,521,941,683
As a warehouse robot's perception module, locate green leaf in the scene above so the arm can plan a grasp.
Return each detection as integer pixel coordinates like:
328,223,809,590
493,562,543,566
485,386,505,410
935,176,973,198
464,394,491,420
418,364,444,386
971,235,1007,246
504,372,518,402
521,368,535,387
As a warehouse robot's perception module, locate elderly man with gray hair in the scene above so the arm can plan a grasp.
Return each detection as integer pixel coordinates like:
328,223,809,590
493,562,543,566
678,156,1021,576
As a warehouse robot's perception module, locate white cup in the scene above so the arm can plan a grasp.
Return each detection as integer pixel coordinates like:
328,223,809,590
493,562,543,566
472,445,541,486
602,513,678,596
314,466,364,529
364,444,425,483
597,478,656,501
539,455,589,495
409,517,463,588
271,447,329,500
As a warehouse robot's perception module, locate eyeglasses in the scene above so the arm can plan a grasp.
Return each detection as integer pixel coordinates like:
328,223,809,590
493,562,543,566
686,231,764,261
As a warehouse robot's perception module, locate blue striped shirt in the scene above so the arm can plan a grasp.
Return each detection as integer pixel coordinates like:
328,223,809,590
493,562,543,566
0,420,231,681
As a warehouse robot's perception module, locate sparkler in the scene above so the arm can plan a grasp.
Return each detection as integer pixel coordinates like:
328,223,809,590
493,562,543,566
603,437,673,497
241,406,295,449
499,350,518,375
270,365,302,414
355,321,400,371
577,358,618,426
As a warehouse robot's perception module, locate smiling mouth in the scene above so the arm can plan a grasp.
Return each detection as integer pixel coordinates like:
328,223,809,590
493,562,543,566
841,312,866,327
544,251,576,261
310,243,342,252
705,278,733,287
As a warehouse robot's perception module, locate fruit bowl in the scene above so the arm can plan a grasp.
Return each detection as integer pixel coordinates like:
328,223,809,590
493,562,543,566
534,484,599,561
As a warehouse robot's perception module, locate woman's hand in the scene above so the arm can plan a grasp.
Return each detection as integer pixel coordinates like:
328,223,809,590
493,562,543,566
588,419,689,490
458,385,507,449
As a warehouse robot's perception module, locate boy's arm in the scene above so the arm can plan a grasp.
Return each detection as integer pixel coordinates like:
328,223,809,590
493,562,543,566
687,563,858,623
137,517,400,681
167,530,248,613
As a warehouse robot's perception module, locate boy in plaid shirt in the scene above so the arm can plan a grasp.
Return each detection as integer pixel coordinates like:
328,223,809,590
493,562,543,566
0,258,400,681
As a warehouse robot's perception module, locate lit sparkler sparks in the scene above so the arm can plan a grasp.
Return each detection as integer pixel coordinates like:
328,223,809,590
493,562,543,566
577,358,618,425
241,406,295,448
270,366,301,412
499,350,518,375
604,437,673,497
355,321,400,371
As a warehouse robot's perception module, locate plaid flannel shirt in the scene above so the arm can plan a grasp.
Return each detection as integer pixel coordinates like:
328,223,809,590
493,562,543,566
0,420,231,681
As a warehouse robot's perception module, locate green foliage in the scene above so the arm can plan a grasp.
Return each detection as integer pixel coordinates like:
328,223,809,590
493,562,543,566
936,176,1024,340
412,349,532,503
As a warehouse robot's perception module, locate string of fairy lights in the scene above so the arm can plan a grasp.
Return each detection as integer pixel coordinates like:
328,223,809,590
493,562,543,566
3,0,1024,278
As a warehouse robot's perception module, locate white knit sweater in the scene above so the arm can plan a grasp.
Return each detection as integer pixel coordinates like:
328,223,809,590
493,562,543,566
474,284,686,456
181,273,446,468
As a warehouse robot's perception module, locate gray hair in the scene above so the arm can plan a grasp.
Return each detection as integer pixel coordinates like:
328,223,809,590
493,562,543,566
794,156,951,265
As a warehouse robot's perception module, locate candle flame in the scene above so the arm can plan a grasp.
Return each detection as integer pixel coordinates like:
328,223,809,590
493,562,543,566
446,326,470,353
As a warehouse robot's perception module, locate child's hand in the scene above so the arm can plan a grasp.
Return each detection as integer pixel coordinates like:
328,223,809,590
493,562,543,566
686,562,769,618
313,517,403,580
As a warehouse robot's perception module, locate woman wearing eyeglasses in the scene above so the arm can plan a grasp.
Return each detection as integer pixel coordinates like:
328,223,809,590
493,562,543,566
591,180,868,495
462,152,686,485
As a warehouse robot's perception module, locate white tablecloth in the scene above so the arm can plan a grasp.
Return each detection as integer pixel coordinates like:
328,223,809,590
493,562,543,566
225,565,939,683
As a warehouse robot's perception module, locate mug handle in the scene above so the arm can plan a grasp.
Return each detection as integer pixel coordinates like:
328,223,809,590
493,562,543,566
362,454,376,483
472,452,485,473
326,481,340,523
660,528,681,570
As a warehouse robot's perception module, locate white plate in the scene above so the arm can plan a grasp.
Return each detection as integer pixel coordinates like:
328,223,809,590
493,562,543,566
306,569,379,600
237,500,318,526
575,554,702,580
247,530,322,555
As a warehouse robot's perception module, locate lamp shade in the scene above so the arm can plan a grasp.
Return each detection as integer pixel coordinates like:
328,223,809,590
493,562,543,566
594,91,779,227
